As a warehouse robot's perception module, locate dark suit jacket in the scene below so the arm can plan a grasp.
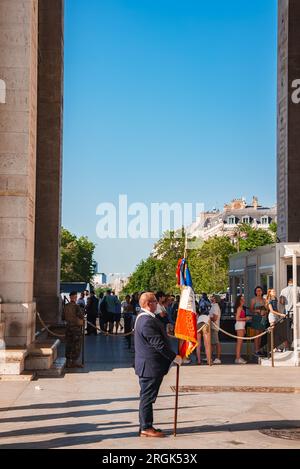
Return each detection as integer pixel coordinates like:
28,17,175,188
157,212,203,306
134,312,176,378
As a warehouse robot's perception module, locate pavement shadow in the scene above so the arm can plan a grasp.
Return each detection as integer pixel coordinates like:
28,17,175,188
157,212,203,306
0,419,300,449
0,395,176,413
175,419,300,435
0,404,207,425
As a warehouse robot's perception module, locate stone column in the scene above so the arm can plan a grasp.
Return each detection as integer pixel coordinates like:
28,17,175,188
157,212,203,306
34,0,64,325
0,0,38,349
277,0,300,242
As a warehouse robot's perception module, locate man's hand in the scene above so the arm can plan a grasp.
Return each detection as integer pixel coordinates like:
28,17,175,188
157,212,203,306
173,355,183,366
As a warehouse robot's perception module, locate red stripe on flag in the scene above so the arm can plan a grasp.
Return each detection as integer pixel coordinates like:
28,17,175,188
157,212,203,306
175,307,198,358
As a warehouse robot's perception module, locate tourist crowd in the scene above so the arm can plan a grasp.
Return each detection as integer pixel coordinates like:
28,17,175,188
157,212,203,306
64,279,297,366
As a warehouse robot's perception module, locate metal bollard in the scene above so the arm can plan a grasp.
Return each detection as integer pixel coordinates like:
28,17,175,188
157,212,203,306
270,327,274,368
208,321,212,366
82,324,85,366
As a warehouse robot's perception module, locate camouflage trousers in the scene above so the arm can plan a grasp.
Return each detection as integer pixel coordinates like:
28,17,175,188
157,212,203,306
65,326,83,361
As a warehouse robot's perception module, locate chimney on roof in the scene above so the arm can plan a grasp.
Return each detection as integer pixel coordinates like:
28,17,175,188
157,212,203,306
252,196,258,209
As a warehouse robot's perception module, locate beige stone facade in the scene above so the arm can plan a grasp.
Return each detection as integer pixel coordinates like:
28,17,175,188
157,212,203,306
277,0,300,241
187,197,277,242
0,0,38,352
0,0,63,374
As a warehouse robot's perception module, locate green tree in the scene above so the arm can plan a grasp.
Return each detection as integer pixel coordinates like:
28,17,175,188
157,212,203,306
151,230,187,291
190,236,237,293
122,257,162,294
95,287,107,297
122,223,277,297
238,224,275,252
269,221,278,235
122,231,236,295
123,230,186,294
61,227,96,283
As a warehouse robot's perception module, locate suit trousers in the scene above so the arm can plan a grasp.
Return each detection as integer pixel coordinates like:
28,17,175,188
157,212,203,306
139,375,164,430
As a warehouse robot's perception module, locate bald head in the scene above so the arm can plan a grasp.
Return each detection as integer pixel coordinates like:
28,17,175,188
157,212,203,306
139,292,157,313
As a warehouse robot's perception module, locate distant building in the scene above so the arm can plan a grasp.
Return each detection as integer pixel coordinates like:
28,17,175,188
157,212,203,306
107,273,129,295
187,197,277,241
92,261,107,288
92,261,98,274
93,273,107,287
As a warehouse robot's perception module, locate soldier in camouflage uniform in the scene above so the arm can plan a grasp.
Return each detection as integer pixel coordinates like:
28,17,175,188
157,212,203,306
63,291,85,368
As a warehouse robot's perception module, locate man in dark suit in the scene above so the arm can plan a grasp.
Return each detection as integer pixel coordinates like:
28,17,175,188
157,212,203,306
135,292,182,438
85,290,99,336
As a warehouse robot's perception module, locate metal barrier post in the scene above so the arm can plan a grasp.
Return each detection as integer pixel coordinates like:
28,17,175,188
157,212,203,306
270,327,274,368
81,324,85,366
208,321,212,366
246,327,251,361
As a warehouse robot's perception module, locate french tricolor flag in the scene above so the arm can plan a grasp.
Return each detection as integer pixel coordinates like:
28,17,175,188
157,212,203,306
174,258,198,358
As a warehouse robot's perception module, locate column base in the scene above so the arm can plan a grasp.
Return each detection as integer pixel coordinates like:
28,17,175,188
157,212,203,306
0,338,65,376
1,302,36,347
0,348,28,374
260,350,300,367
35,295,62,327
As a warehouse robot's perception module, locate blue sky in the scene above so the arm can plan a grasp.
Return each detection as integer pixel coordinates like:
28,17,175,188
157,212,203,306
63,0,277,275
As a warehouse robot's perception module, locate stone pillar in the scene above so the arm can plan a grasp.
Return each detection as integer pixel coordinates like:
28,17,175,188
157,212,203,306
34,0,64,325
0,0,38,349
277,0,300,242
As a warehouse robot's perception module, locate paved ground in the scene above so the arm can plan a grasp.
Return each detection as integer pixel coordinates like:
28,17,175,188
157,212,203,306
0,334,300,449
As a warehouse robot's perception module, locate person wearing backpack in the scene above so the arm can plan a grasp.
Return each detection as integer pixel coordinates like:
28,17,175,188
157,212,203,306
196,293,211,365
100,290,115,333
199,293,211,315
86,291,99,335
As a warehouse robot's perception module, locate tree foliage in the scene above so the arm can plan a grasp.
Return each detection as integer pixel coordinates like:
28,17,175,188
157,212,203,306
123,223,276,296
123,231,237,295
269,222,278,235
60,227,96,283
238,223,275,252
189,236,237,293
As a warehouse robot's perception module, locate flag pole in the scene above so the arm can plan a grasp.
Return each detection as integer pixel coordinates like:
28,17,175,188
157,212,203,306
184,227,188,259
173,354,180,437
174,230,188,437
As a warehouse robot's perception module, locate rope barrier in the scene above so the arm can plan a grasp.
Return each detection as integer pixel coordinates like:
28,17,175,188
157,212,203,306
167,321,271,341
36,312,65,338
86,320,134,337
86,314,209,339
37,312,276,367
37,311,272,343
210,321,271,340
87,318,217,339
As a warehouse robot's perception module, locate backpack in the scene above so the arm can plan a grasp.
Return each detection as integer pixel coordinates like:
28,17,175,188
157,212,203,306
199,298,210,315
